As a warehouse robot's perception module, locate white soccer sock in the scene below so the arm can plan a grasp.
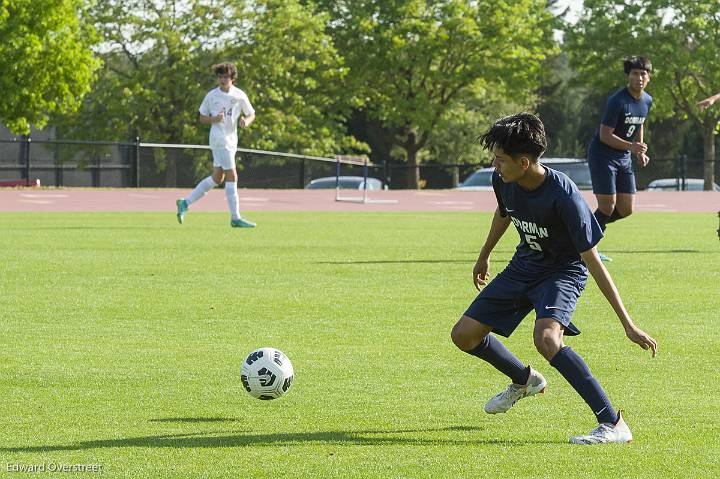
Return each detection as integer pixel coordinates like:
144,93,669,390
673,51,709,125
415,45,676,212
185,176,217,206
225,181,241,220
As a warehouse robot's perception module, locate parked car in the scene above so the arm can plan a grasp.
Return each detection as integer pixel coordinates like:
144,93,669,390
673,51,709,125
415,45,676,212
455,167,494,191
305,176,385,190
456,158,592,191
646,178,720,192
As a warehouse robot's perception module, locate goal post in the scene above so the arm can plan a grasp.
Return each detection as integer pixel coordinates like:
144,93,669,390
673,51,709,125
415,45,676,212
334,156,398,204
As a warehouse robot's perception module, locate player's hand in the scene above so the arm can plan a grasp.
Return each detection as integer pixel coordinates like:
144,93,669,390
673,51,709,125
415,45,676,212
624,323,657,357
239,117,247,128
629,142,647,155
638,153,650,167
472,257,490,291
697,98,715,111
215,111,225,123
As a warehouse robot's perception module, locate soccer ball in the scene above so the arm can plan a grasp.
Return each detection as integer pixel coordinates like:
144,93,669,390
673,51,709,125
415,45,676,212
240,347,294,400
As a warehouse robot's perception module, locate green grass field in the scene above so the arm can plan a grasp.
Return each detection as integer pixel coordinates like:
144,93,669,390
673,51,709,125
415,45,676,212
0,211,718,478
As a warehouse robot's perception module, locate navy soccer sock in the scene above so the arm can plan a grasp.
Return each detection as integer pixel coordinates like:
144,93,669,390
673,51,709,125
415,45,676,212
550,346,618,424
467,335,529,385
606,208,624,224
593,209,611,232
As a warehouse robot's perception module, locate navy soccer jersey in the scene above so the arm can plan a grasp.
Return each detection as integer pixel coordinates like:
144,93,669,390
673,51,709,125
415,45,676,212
492,167,603,275
588,88,652,163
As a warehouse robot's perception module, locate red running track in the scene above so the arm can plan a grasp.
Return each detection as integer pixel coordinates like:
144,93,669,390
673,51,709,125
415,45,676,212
0,188,717,212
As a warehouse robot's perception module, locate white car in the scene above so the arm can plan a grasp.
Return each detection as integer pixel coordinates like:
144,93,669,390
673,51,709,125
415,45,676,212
455,167,495,191
646,178,720,191
456,158,592,191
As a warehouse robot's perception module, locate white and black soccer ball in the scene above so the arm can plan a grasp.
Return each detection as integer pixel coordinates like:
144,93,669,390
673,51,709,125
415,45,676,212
240,347,294,400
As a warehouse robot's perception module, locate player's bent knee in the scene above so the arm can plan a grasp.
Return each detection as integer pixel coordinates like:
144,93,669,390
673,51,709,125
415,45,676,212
450,322,468,350
451,316,491,351
533,331,562,360
598,204,615,216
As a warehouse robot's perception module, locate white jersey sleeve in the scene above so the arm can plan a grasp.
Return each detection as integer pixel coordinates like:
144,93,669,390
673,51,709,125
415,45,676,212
238,91,255,117
199,91,213,116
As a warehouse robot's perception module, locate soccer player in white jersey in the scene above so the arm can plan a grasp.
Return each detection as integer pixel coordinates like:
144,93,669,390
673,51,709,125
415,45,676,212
176,62,257,227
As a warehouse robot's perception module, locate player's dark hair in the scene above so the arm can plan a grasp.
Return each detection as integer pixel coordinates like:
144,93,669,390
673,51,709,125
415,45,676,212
624,56,652,75
479,112,547,162
213,62,237,80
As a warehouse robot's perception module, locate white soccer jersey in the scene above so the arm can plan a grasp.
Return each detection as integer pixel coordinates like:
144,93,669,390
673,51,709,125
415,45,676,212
198,86,255,151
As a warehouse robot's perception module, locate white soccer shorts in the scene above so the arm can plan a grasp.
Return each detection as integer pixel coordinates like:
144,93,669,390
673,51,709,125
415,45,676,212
212,148,237,170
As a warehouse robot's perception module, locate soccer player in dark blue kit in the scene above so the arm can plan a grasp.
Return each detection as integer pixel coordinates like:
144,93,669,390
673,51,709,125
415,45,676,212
588,56,653,262
450,113,657,444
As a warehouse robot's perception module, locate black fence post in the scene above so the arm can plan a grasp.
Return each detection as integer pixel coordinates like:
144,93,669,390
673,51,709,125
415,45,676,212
134,136,141,187
20,135,31,183
299,158,305,188
54,140,63,187
679,154,687,191
91,144,100,187
383,160,389,189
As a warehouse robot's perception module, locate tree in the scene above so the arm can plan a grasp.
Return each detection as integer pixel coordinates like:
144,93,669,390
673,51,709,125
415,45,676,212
565,0,720,190
315,0,557,188
0,0,100,134
61,0,359,186
230,0,363,157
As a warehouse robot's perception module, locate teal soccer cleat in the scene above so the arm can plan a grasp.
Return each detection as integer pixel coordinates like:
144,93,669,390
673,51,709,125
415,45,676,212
598,252,613,262
231,218,256,228
176,199,188,224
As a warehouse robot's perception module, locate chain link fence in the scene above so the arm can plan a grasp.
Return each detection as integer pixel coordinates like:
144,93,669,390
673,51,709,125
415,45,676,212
1,137,717,190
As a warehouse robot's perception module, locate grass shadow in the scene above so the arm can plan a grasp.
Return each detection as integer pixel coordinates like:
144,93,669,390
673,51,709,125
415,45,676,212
601,249,708,254
2,226,174,231
0,425,565,452
316,259,507,265
148,417,242,423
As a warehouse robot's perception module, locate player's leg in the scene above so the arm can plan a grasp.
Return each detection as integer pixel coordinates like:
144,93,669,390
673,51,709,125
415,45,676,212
607,163,636,222
213,149,255,228
451,316,528,384
536,319,630,443
588,159,616,259
535,318,615,422
593,195,616,262
211,165,226,185
452,270,546,414
223,166,241,221
176,155,223,223
588,155,617,232
219,154,256,228
530,276,631,443
594,194,616,226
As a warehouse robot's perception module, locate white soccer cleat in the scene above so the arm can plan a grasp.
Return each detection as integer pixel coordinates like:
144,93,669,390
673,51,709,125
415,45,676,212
484,366,547,414
569,410,633,444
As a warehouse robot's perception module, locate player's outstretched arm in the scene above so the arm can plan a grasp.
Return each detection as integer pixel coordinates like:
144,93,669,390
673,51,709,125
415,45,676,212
473,207,511,290
697,92,720,111
580,247,658,357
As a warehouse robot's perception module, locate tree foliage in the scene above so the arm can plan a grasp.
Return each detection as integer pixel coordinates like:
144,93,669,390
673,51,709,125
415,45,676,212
60,0,357,185
565,0,720,189
231,0,363,156
0,0,100,134
315,0,557,187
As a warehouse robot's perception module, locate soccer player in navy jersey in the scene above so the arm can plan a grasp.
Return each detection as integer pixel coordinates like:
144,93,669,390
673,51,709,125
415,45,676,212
450,113,657,444
587,56,653,261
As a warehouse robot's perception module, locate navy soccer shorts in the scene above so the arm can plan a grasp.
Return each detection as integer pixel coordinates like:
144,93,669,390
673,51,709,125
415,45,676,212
588,156,636,195
463,266,587,337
